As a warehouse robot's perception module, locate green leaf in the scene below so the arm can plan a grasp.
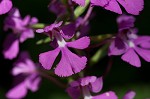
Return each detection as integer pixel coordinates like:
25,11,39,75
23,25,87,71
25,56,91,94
36,37,51,45
90,34,113,43
74,0,90,18
90,45,108,66
32,23,45,29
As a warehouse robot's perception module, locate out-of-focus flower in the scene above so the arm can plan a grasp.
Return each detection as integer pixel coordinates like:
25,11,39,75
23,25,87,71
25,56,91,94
66,76,118,99
48,0,67,16
109,15,150,67
3,8,38,59
6,51,41,99
123,91,136,99
76,17,90,38
72,0,144,15
0,0,12,15
36,22,90,77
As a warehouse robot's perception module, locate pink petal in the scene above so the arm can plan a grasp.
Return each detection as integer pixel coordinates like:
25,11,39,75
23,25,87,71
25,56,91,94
26,74,41,92
6,82,27,99
117,15,135,30
36,29,44,33
109,38,127,56
117,0,144,15
123,91,136,99
92,91,118,99
80,76,97,86
134,36,150,49
22,15,30,26
0,0,12,15
91,0,122,14
90,77,103,93
39,48,60,69
20,29,34,43
8,7,20,17
3,34,19,60
61,23,75,39
67,36,90,49
55,47,87,77
121,48,141,67
135,47,150,62
66,86,80,99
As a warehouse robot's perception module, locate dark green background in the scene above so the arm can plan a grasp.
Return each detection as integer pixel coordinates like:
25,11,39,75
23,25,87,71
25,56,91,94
0,0,150,99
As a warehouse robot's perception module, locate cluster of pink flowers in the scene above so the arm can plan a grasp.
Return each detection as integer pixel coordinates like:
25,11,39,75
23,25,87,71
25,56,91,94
1,0,149,99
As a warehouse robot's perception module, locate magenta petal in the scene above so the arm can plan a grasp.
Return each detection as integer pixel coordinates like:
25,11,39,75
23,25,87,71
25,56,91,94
44,21,63,32
36,29,44,33
109,38,127,56
134,36,150,49
20,29,34,43
117,15,135,30
135,47,150,62
80,76,97,86
30,17,38,25
66,86,80,99
55,47,87,77
8,8,20,17
3,34,19,59
39,48,60,70
6,82,27,99
117,0,144,15
91,0,122,14
121,48,141,67
61,23,76,39
22,15,30,26
72,0,85,6
92,91,118,99
90,77,103,93
26,74,41,92
123,91,136,99
67,36,90,49
0,0,12,15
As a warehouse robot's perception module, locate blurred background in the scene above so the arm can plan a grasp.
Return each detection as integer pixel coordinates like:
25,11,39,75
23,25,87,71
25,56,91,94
0,0,150,99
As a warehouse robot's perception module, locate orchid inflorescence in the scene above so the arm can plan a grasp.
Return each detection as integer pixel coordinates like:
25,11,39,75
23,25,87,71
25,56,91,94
0,0,149,99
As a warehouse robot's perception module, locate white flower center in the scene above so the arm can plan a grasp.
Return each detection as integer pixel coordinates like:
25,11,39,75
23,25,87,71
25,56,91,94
128,41,135,48
54,31,66,47
82,86,92,99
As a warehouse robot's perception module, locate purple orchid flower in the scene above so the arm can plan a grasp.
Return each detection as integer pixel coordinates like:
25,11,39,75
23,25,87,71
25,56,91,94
72,0,144,15
0,0,12,15
66,76,118,99
109,15,150,67
36,22,90,77
3,8,38,59
6,51,41,99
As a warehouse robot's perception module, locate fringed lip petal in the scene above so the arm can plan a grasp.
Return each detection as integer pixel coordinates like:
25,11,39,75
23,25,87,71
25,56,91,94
39,48,60,70
55,47,87,77
135,47,150,62
121,48,141,67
